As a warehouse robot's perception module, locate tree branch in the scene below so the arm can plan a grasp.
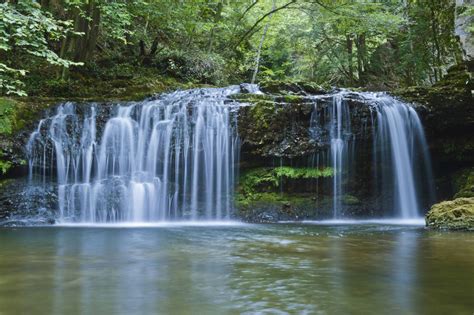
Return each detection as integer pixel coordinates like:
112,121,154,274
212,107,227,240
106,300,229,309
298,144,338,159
235,0,297,48
238,0,260,22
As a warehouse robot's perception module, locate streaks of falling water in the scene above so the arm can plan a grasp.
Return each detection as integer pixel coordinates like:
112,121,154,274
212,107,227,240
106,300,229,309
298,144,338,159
374,95,435,218
309,91,434,219
27,86,245,222
329,94,351,219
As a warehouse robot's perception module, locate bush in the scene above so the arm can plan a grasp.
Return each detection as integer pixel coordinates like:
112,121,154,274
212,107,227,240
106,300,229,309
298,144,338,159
154,49,227,85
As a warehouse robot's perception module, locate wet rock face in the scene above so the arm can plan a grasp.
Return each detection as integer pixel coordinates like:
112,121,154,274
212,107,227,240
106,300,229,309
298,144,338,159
236,94,317,159
233,84,390,221
0,101,117,224
0,178,57,225
234,166,382,223
395,64,473,202
394,65,474,164
235,89,374,160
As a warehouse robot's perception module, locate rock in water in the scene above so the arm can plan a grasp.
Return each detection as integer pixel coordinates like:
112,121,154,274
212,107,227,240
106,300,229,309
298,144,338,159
426,198,474,231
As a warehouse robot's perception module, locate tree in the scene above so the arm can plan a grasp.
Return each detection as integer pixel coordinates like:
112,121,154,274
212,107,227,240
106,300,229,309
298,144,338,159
0,1,80,96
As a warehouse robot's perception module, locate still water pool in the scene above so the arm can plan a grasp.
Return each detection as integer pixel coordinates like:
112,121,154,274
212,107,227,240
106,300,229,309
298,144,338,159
0,222,473,314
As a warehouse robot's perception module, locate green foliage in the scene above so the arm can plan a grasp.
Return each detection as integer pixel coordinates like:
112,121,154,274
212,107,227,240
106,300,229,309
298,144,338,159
0,160,12,175
155,49,227,85
239,166,333,196
0,1,81,96
99,2,133,44
274,166,334,180
454,168,474,198
459,5,474,34
236,166,332,208
0,0,467,96
0,97,16,134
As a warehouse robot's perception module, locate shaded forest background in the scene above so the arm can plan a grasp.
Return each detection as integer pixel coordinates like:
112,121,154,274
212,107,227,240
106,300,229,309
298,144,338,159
0,0,470,97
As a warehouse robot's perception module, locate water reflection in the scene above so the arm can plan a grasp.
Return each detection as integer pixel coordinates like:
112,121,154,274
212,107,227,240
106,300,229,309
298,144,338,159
0,225,473,314
392,231,418,314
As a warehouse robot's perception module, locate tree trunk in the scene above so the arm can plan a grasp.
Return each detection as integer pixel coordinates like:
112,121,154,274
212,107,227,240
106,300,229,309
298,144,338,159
64,0,101,63
208,1,224,52
251,0,275,84
346,35,354,85
429,2,442,82
356,34,366,84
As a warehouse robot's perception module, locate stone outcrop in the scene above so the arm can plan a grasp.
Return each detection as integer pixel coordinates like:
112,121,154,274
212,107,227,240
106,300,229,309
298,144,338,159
0,178,57,226
426,197,474,230
426,168,474,230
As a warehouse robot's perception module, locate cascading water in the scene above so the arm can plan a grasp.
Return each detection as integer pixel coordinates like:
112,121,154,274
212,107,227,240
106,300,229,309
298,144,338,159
26,85,434,223
372,94,435,219
329,94,352,218
27,86,245,223
309,91,434,219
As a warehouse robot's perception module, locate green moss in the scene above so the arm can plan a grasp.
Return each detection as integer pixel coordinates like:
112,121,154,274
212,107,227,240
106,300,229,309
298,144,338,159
239,166,333,192
426,198,474,230
236,166,333,207
235,191,312,208
23,60,206,101
274,166,333,179
342,194,361,205
248,100,279,130
281,95,305,103
231,93,275,102
0,98,17,135
454,168,474,198
0,97,59,136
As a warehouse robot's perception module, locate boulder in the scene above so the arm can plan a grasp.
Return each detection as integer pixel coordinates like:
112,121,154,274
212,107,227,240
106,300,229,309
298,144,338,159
426,198,474,230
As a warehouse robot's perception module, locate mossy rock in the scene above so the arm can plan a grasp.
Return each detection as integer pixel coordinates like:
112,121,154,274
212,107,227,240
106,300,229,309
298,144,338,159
230,93,275,103
234,191,331,222
426,198,474,230
342,194,361,205
235,166,334,221
238,166,333,197
237,97,318,158
259,80,326,95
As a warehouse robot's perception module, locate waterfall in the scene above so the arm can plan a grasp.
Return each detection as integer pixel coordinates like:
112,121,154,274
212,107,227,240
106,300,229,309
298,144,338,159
26,86,433,223
27,86,244,223
329,94,352,218
310,91,434,219
373,94,435,219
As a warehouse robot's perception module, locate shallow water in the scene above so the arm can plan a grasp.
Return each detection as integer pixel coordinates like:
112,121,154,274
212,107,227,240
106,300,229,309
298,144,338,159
0,223,472,314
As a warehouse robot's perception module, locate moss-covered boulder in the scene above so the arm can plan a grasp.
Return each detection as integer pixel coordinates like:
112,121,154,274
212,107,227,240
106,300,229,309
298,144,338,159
426,198,474,231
